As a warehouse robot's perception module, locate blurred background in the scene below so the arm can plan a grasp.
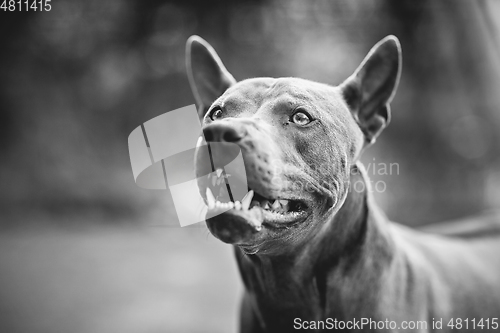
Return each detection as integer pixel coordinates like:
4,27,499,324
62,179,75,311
1,0,500,332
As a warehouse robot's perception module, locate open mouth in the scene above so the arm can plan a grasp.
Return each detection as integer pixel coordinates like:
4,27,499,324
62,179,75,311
204,169,308,231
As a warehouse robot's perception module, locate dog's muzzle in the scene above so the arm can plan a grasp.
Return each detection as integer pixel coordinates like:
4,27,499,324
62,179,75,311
195,119,310,244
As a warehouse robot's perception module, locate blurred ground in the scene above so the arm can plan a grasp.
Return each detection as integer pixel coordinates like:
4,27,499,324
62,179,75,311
0,223,241,333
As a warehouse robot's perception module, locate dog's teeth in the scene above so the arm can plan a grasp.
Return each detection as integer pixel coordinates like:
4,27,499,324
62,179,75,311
263,201,270,210
241,190,254,210
216,168,223,178
272,200,280,210
196,136,204,148
228,201,234,209
235,201,241,210
279,200,289,212
206,188,216,209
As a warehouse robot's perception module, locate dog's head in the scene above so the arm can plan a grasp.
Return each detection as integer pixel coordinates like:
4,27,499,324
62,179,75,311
186,36,401,255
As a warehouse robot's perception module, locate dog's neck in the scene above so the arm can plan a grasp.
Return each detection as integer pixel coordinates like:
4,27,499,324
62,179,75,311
235,162,396,327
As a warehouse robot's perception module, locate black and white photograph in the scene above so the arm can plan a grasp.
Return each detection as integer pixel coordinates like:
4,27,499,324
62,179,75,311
1,1,500,332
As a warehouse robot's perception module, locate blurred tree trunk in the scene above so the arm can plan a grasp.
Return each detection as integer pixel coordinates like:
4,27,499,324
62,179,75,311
375,0,500,224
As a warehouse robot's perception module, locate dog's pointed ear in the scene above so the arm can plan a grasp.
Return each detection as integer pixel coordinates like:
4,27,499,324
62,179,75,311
186,35,236,118
340,35,402,145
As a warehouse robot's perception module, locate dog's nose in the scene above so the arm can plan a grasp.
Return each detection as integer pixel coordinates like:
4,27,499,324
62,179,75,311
203,123,245,143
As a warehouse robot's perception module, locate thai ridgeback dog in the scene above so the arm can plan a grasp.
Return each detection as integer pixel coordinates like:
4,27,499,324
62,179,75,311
186,35,500,332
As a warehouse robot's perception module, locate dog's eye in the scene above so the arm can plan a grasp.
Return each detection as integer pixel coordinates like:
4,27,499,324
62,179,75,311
209,106,223,120
291,110,313,126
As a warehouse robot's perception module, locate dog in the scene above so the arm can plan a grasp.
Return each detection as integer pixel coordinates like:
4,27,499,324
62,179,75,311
186,35,500,332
